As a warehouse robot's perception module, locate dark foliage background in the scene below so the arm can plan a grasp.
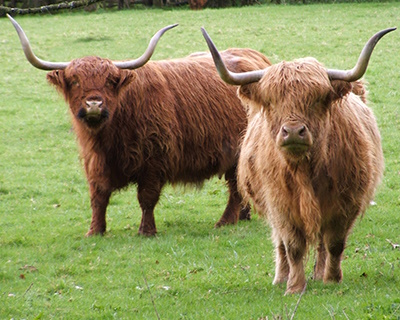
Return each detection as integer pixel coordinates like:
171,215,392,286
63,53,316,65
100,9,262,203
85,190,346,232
0,0,395,14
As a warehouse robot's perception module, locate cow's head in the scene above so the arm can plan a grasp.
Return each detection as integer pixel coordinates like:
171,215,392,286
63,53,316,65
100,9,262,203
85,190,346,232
8,14,177,132
45,57,135,131
237,57,353,162
201,27,395,162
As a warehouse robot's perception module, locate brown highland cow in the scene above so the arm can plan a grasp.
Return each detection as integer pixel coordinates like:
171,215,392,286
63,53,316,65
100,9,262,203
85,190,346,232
202,27,394,294
8,15,271,236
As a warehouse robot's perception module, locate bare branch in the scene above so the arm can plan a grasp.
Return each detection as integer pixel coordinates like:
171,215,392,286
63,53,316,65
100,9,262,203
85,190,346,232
289,281,307,320
23,283,34,297
139,236,161,320
386,238,400,250
0,0,103,16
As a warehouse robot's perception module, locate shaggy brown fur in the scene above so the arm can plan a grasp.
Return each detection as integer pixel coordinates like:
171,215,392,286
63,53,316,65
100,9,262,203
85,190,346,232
46,49,271,236
237,57,383,294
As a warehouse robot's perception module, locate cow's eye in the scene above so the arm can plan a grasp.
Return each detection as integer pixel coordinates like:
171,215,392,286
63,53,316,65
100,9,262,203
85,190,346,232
105,79,116,89
70,80,80,87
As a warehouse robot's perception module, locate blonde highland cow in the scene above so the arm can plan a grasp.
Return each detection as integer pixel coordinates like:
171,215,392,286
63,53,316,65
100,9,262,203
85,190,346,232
202,27,394,294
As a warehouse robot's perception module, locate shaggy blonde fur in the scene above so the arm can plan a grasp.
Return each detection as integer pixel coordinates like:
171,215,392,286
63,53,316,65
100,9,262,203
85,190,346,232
237,58,383,294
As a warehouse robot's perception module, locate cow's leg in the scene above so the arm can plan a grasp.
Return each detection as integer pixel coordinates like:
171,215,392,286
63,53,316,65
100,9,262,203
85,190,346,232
313,233,327,280
323,216,356,283
137,177,164,236
323,233,345,283
284,229,307,294
239,203,251,221
215,168,250,227
272,239,290,285
86,183,111,236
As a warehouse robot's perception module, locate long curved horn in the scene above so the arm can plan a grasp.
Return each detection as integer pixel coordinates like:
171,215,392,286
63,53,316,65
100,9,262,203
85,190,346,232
7,14,70,70
113,23,178,69
201,27,266,85
327,27,396,82
8,13,178,71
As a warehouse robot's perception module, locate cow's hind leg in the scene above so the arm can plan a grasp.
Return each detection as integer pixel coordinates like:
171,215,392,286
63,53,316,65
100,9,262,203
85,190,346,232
86,183,111,236
239,203,251,221
215,168,250,227
137,177,164,236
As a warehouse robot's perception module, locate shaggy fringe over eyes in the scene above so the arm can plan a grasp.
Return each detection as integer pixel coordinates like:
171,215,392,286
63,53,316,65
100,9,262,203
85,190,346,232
259,58,333,108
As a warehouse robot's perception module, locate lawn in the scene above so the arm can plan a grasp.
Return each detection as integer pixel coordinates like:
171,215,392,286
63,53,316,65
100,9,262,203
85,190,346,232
0,2,400,319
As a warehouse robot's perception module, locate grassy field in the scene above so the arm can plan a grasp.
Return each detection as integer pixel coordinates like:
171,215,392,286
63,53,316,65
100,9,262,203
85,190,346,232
1,3,400,319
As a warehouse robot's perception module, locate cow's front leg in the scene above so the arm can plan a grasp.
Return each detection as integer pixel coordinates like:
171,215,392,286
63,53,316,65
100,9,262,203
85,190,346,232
137,178,163,236
284,230,307,294
323,228,347,283
272,240,290,285
323,236,345,283
86,183,111,236
313,233,327,280
323,215,357,283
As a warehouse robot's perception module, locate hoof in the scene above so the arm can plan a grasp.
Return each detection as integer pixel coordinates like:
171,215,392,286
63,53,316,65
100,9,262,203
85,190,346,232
323,271,343,283
239,205,251,221
138,229,157,237
284,284,306,295
312,271,324,281
273,276,288,285
214,219,232,228
85,229,105,237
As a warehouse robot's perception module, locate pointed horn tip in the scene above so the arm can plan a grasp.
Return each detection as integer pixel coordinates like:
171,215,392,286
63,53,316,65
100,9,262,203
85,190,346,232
200,28,215,50
7,14,25,34
378,27,397,37
167,23,179,29
6,13,17,24
157,23,178,35
200,27,210,38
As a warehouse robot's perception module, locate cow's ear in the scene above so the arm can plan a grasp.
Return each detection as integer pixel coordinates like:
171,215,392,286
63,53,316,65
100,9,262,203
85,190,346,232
350,80,368,103
117,70,135,91
238,83,265,112
47,70,66,90
329,80,352,101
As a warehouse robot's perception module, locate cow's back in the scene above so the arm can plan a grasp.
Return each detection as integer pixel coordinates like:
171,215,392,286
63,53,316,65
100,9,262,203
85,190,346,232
120,49,271,184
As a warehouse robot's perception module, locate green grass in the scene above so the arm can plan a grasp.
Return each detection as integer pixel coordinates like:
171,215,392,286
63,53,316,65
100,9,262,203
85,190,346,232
1,3,400,319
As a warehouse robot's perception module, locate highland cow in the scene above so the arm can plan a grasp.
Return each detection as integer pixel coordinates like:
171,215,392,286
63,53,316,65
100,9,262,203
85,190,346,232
202,27,394,293
8,15,271,236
